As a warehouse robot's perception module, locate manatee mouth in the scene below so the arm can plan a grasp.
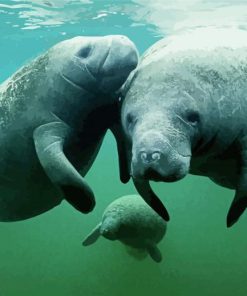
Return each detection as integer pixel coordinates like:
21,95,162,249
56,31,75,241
97,45,111,75
60,63,99,95
100,228,117,241
143,170,182,182
131,167,185,183
131,147,191,183
131,132,192,179
60,73,85,91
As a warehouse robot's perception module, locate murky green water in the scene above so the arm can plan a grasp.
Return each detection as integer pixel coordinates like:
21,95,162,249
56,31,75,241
1,1,247,295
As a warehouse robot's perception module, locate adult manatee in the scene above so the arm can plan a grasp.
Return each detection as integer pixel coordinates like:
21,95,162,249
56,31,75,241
83,195,167,263
121,27,247,227
0,35,138,221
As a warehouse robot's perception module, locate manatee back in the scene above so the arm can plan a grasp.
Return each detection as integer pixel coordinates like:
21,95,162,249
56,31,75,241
124,27,247,132
132,28,247,90
141,27,247,65
140,28,247,89
103,195,167,248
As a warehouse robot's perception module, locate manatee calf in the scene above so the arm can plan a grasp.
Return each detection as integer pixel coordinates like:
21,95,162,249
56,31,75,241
0,35,138,221
82,195,167,263
121,27,247,227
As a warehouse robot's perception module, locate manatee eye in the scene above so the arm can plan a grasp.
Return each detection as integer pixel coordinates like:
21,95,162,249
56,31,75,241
77,45,92,59
126,113,133,124
186,111,200,126
126,112,137,132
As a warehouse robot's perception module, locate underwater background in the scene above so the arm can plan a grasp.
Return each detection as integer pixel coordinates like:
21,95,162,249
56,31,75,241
1,1,247,295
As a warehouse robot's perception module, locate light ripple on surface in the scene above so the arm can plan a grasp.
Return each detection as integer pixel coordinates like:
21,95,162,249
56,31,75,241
1,0,247,34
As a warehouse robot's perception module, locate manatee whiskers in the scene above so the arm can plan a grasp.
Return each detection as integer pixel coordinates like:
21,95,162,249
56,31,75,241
175,113,193,128
60,73,85,91
71,55,98,82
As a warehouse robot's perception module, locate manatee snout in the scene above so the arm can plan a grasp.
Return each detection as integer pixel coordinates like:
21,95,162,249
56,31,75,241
100,217,118,240
96,35,139,93
131,130,191,182
100,35,138,75
81,35,138,93
100,227,116,240
62,35,138,93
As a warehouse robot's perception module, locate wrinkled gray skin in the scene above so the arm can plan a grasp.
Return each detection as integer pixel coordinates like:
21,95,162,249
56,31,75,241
121,28,247,228
82,195,167,263
0,35,138,221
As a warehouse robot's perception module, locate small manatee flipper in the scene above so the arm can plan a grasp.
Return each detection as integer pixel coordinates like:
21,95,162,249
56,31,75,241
227,141,247,227
33,121,95,214
133,178,170,221
146,243,162,263
82,223,102,246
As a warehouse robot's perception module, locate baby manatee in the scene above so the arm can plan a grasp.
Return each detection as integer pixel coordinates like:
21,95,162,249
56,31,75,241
82,195,167,263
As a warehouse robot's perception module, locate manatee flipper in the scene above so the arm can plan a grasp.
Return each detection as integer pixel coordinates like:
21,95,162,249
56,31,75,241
111,123,131,184
227,193,247,227
109,100,130,184
146,243,162,263
133,178,170,221
82,223,102,246
227,143,247,227
33,121,95,214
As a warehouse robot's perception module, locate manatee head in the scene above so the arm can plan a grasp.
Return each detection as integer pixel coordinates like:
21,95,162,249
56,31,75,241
121,62,212,183
53,35,138,95
100,216,120,241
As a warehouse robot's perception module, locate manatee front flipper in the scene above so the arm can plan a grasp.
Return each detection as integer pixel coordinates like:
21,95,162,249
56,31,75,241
227,142,247,227
109,98,130,184
111,123,131,184
133,178,170,221
82,223,102,246
227,193,247,227
33,121,95,213
146,243,162,263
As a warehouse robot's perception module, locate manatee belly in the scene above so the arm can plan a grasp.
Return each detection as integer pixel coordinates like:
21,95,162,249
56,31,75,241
0,130,62,221
0,179,62,222
0,124,104,221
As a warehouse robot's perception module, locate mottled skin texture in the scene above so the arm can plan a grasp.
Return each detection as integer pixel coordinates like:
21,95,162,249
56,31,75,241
121,28,247,227
0,35,138,221
83,195,167,262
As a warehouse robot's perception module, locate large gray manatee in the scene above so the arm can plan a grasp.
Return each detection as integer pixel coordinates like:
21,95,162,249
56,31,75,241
0,35,138,221
121,27,247,227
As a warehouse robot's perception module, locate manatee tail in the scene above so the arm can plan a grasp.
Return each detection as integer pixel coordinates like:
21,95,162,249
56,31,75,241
82,223,102,246
124,245,148,261
146,244,163,263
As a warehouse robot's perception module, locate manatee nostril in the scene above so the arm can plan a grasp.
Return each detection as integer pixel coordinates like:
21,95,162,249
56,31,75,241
102,228,109,234
152,152,161,161
140,152,148,162
77,45,92,59
140,151,161,164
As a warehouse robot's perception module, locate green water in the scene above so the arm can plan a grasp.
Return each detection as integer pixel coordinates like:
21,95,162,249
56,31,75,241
1,1,247,295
